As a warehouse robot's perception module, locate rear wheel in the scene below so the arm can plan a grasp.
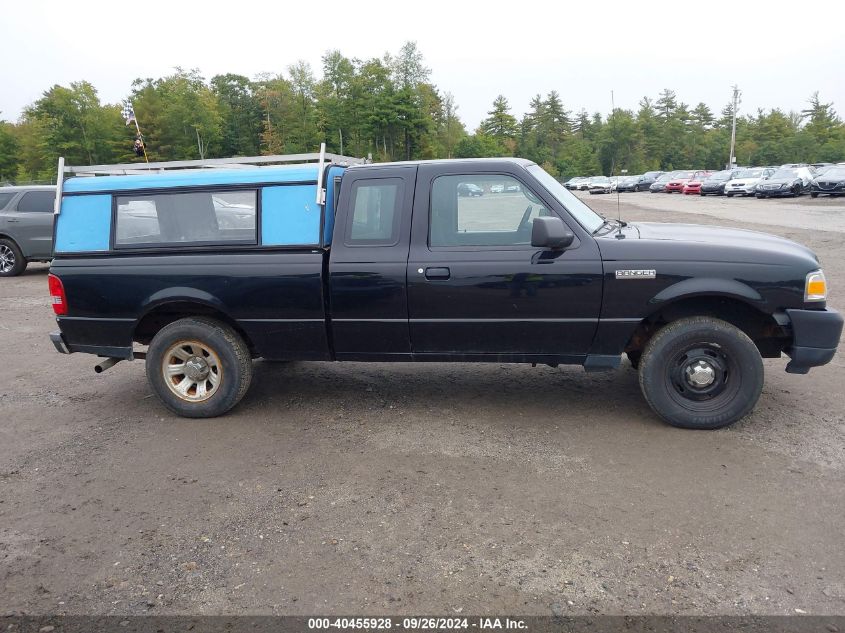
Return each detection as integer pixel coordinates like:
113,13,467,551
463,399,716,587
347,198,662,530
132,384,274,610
638,317,763,429
811,192,819,198
146,317,253,418
0,239,27,277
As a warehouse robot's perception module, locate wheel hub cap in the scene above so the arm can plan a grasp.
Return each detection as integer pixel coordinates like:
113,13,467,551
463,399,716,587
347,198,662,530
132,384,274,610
0,246,13,273
184,356,210,381
161,341,222,403
685,360,716,388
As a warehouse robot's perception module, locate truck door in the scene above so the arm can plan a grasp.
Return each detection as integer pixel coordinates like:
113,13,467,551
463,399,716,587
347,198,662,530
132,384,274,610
406,164,603,361
328,165,417,361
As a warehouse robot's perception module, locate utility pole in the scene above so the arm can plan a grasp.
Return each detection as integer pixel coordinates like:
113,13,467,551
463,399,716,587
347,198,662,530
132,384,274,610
728,85,741,169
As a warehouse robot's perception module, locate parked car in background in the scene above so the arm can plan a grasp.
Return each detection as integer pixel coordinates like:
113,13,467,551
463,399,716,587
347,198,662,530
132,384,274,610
587,176,612,194
564,177,588,190
664,171,700,193
638,171,664,190
756,168,815,198
649,172,677,193
457,182,484,197
616,175,643,192
699,170,735,196
681,172,712,195
725,168,775,197
811,166,845,197
814,164,838,177
0,185,56,277
576,178,594,191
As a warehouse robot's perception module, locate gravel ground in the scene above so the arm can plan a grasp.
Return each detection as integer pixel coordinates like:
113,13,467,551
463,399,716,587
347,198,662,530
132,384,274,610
1,192,844,617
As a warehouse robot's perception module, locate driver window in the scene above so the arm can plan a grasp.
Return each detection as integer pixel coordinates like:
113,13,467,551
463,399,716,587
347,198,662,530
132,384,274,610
430,174,550,247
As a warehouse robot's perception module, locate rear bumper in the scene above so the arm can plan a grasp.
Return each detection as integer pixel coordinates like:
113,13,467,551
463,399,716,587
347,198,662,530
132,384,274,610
50,331,71,354
784,308,843,374
49,330,133,359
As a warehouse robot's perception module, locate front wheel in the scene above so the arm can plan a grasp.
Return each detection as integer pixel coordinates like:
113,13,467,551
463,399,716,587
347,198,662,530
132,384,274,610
638,317,763,429
146,317,253,418
811,192,819,198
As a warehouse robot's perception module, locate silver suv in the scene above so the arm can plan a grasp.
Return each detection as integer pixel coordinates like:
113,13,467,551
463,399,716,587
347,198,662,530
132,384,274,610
0,186,56,276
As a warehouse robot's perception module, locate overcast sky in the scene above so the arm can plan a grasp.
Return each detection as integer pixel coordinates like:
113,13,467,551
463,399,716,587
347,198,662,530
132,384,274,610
2,0,844,131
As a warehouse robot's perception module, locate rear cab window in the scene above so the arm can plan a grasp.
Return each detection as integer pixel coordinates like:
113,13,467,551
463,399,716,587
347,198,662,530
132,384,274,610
344,178,404,246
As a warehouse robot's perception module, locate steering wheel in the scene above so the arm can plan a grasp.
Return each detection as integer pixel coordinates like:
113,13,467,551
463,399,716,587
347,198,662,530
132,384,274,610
517,205,533,233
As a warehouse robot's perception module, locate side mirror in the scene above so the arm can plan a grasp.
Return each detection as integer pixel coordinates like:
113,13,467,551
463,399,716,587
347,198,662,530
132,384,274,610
531,217,575,250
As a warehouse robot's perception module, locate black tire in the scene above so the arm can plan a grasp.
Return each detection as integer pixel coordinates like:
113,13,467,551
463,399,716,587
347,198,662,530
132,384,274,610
0,238,27,277
811,192,819,198
726,193,734,198
792,185,801,197
638,317,763,430
146,317,253,418
626,350,641,370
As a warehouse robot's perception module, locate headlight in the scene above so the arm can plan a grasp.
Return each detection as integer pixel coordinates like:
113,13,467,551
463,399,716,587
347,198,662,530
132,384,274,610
805,270,828,302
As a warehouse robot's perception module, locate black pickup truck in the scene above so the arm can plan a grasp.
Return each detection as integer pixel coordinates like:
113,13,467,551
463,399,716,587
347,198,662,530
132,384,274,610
48,151,842,429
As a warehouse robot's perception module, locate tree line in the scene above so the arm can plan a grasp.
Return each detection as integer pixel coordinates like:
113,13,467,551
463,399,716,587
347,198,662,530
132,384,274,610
1,42,843,184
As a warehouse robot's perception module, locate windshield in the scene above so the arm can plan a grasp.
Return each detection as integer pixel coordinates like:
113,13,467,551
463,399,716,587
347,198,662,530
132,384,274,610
526,164,604,234
736,169,764,178
822,167,845,179
643,171,661,178
771,169,798,179
656,173,673,182
672,171,693,179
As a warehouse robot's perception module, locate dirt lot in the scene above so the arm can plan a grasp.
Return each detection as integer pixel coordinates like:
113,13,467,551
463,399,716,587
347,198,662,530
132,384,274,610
1,192,844,617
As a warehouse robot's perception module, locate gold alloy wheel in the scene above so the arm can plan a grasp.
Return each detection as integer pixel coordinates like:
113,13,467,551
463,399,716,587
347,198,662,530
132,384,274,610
161,340,223,403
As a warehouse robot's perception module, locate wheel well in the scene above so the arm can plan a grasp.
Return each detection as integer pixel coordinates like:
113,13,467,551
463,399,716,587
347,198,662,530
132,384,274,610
625,296,787,358
134,302,255,354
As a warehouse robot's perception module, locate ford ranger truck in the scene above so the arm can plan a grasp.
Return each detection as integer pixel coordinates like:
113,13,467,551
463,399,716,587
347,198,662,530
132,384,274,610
47,151,843,429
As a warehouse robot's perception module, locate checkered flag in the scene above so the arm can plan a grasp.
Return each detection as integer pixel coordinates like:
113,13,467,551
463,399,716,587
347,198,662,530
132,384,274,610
122,102,136,126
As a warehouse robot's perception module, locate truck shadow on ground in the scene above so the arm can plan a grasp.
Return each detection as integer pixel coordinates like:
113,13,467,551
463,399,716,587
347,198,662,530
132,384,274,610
237,359,662,430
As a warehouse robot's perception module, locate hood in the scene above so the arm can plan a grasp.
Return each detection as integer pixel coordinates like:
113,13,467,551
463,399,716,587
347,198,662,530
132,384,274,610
728,177,761,186
596,221,819,267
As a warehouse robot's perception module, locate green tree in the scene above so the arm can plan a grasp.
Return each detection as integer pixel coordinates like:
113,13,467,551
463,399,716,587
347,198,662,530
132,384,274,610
479,95,517,152
211,73,262,157
0,118,20,183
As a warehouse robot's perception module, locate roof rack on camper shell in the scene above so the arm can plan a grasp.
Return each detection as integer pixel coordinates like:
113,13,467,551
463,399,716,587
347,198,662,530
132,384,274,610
54,143,369,212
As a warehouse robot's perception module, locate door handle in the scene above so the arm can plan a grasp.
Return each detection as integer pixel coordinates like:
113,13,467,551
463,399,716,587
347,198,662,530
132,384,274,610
424,267,450,280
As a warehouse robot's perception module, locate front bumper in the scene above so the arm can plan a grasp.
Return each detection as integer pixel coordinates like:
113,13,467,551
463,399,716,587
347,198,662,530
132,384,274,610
784,308,843,374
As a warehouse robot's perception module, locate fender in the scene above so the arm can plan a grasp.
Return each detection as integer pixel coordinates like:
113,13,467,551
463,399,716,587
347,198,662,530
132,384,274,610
138,287,231,321
649,277,764,307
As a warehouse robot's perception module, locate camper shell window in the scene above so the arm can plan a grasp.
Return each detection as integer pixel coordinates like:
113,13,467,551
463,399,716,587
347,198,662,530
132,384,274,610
114,189,257,248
